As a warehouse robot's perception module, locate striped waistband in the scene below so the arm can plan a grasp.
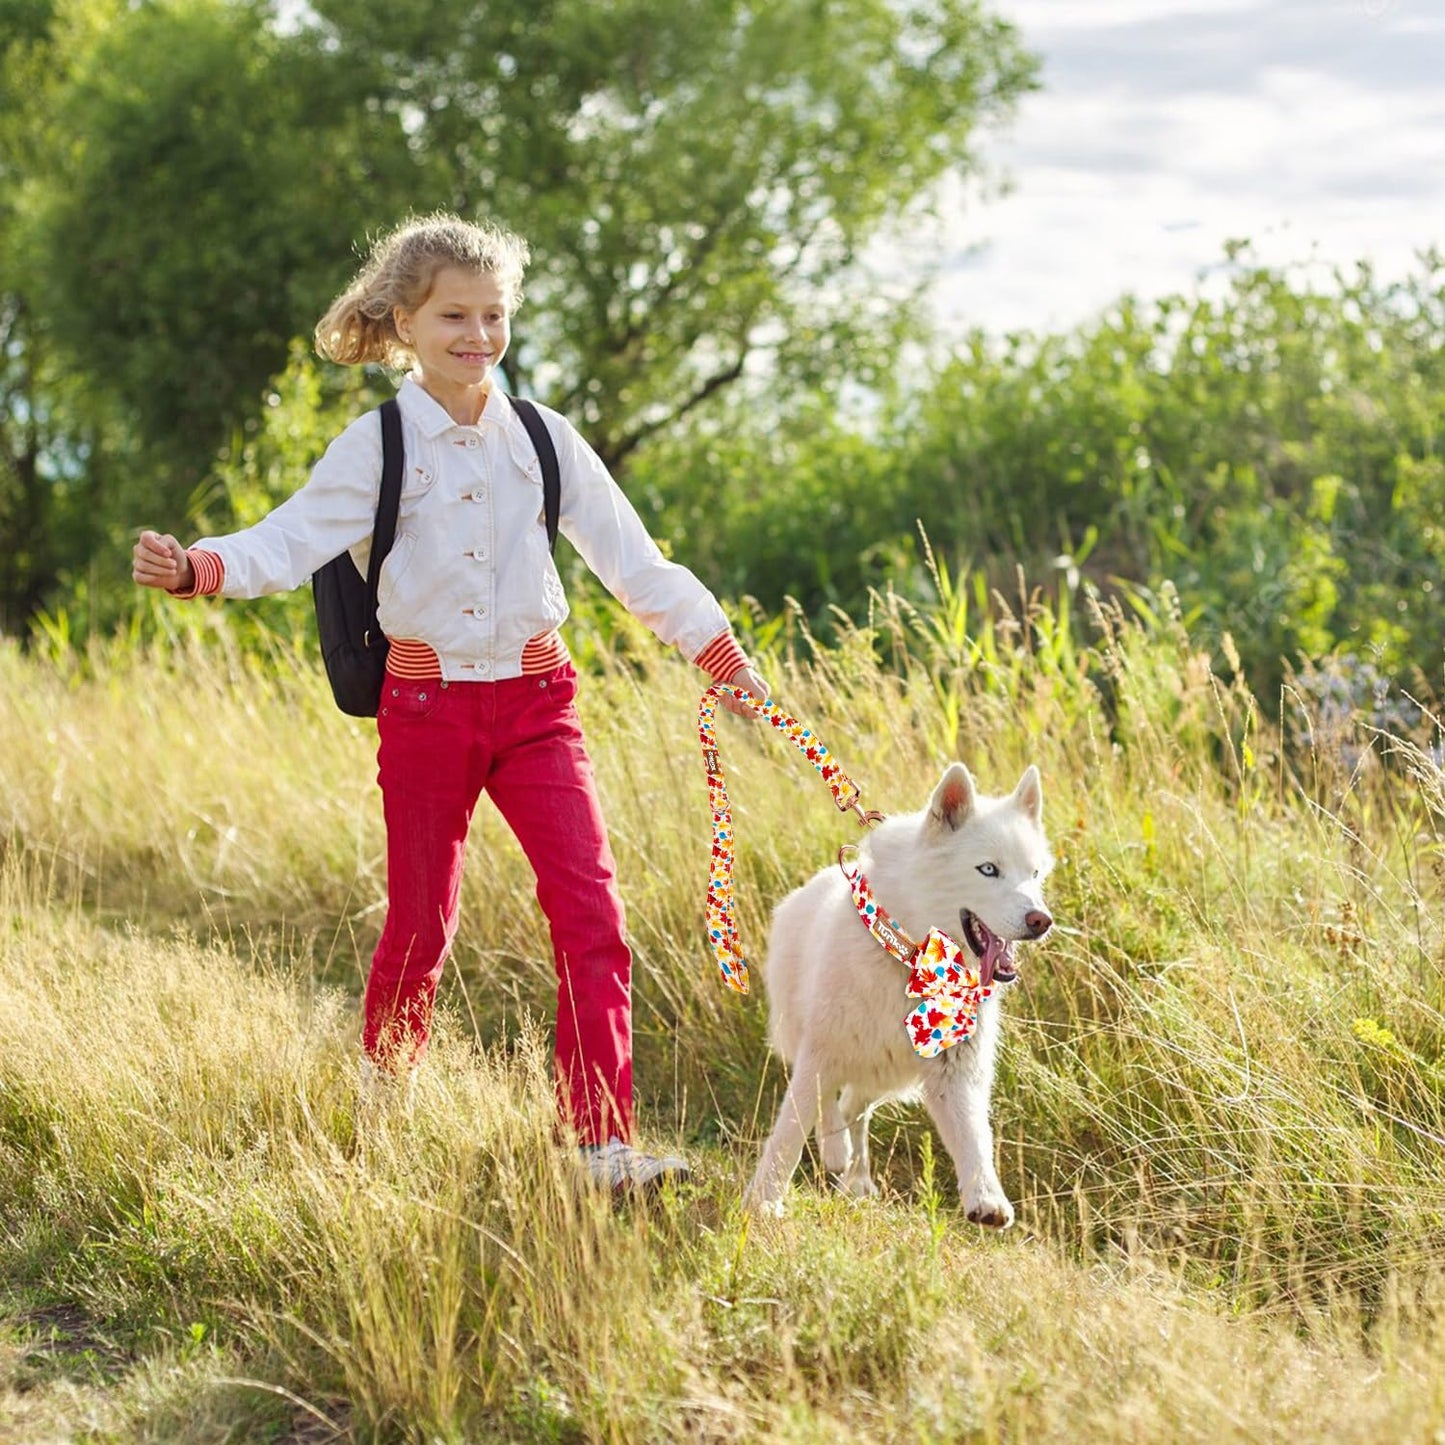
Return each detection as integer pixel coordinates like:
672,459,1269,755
385,632,569,681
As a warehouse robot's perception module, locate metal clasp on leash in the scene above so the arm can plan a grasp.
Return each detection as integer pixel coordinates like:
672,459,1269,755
829,774,884,828
847,799,886,828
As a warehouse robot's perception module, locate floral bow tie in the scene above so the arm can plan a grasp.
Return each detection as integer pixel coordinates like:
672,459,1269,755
902,928,994,1059
841,853,993,1059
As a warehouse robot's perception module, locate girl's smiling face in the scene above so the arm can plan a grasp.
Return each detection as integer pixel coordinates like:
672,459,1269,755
394,265,511,416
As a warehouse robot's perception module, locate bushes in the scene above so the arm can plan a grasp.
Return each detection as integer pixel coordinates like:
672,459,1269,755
630,252,1445,701
31,251,1445,710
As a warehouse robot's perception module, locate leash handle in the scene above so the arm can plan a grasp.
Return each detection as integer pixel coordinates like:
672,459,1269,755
698,684,874,993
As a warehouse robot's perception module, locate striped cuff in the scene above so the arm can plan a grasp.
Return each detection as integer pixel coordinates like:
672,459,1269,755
168,548,224,599
694,631,749,683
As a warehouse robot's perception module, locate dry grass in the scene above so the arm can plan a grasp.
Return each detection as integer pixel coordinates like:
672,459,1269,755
2,589,1444,1442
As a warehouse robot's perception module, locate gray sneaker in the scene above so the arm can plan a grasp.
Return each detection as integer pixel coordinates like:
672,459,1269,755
358,1057,417,1117
578,1137,691,1192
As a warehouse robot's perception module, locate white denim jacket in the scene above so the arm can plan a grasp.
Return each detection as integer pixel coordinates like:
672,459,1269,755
186,377,737,682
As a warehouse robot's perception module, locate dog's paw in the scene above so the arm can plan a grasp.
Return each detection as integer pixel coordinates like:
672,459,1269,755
965,1194,1015,1230
745,1192,787,1220
836,1170,879,1200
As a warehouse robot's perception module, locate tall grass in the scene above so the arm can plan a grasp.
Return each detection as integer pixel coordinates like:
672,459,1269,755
2,584,1444,1441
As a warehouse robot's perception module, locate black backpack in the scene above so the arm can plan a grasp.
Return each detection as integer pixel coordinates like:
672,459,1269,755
313,395,561,717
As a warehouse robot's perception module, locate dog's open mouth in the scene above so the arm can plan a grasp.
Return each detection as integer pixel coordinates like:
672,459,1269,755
959,909,1019,987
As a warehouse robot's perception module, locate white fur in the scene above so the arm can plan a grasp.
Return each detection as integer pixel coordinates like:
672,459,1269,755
746,763,1054,1227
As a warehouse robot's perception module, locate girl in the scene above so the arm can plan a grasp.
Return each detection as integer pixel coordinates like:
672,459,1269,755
132,213,768,1189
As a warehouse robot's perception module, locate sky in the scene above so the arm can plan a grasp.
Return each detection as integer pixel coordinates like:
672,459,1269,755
927,0,1445,337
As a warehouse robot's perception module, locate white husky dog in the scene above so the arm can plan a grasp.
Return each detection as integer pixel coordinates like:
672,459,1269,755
746,762,1053,1225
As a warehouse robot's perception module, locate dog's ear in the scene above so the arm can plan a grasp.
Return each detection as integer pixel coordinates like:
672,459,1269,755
927,763,976,833
1011,764,1044,825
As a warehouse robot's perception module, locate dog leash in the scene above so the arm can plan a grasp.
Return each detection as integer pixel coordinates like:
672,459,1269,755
698,685,995,1057
698,685,878,993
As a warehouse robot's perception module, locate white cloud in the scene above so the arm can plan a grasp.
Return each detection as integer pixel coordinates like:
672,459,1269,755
917,0,1445,335
1005,0,1266,30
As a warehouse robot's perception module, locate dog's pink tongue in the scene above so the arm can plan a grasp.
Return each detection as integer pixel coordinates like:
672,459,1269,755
978,928,1005,988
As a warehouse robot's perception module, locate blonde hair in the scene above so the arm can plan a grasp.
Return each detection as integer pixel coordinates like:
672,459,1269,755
314,212,531,368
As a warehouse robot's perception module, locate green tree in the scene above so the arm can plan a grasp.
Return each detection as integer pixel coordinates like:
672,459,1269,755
3,0,415,631
0,0,133,631
26,0,408,481
7,0,1035,634
278,0,1039,467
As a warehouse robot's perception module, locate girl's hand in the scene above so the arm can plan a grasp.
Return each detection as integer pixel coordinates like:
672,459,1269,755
133,530,193,593
720,664,771,718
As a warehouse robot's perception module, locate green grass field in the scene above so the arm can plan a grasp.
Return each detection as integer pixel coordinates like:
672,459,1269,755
3,590,1444,1442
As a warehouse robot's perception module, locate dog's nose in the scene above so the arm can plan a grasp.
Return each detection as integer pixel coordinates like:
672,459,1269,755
1025,909,1053,938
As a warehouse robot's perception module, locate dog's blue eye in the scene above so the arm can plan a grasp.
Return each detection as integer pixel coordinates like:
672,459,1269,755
977,863,999,878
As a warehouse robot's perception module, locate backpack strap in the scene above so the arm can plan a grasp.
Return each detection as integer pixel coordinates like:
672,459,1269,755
510,396,561,554
363,398,404,647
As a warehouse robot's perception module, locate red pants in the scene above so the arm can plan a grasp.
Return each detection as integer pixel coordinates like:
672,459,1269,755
364,663,633,1144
